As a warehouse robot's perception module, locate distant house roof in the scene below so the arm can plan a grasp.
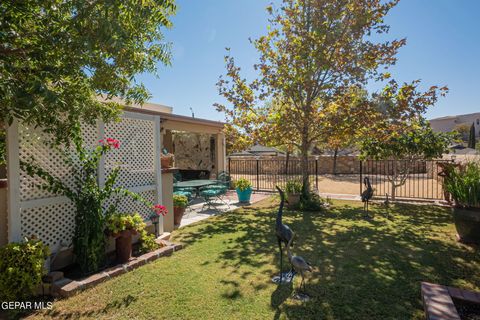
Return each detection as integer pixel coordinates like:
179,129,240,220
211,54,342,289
229,151,255,157
229,144,285,157
248,145,284,154
452,148,478,155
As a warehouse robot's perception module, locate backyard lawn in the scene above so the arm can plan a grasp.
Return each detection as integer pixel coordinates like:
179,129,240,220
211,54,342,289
28,198,479,320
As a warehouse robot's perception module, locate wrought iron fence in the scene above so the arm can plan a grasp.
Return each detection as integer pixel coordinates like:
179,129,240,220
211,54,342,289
228,157,319,191
359,159,453,201
228,157,452,201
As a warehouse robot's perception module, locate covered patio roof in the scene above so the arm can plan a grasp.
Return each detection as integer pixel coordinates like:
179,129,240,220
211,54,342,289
123,105,225,134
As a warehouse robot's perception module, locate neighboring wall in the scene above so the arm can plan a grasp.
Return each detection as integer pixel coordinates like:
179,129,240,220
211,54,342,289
173,132,215,171
229,156,429,175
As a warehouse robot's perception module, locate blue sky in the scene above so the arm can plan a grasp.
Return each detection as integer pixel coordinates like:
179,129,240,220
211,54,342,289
137,0,480,122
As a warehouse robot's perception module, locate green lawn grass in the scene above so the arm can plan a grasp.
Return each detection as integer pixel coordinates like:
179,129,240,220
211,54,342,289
28,198,479,320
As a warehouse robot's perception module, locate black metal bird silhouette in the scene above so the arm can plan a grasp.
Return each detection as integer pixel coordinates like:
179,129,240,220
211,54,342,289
275,186,294,284
361,177,374,217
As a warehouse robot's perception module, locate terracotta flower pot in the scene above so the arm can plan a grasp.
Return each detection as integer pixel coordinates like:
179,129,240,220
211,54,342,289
114,229,135,263
452,206,480,244
174,207,186,226
161,155,174,168
287,193,301,208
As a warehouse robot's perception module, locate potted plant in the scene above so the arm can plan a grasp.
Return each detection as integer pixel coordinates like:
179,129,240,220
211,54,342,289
285,180,302,207
161,148,174,168
106,213,146,263
234,178,252,203
173,194,188,226
443,161,480,244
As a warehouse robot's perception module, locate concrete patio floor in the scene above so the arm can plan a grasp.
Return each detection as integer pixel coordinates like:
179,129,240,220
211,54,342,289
178,190,270,228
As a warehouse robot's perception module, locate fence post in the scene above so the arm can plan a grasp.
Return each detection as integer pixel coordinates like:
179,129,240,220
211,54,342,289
315,157,319,191
256,157,260,191
359,160,363,196
228,157,231,174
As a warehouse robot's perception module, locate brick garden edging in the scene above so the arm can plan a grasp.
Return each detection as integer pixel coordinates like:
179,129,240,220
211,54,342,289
421,282,480,320
49,240,183,298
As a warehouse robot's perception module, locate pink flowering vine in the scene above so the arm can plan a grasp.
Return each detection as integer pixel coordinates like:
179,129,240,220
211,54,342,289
99,138,120,149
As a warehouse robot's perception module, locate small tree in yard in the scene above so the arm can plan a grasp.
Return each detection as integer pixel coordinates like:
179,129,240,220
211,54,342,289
468,122,476,149
215,0,445,197
360,118,453,200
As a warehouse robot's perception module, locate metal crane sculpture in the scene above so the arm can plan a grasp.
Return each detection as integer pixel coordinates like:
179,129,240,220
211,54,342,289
361,177,374,217
287,232,313,293
384,193,390,218
275,186,294,284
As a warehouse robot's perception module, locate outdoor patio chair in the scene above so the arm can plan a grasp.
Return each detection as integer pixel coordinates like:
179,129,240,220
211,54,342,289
217,171,231,189
199,184,230,211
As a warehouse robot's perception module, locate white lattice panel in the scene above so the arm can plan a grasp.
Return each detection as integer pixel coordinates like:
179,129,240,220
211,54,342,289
106,190,156,220
18,123,98,201
104,117,156,189
9,113,161,250
20,202,76,247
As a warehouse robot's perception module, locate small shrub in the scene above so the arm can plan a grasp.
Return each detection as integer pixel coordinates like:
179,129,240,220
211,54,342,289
285,180,302,194
299,192,327,212
234,178,252,191
0,238,50,301
138,230,159,254
173,194,188,208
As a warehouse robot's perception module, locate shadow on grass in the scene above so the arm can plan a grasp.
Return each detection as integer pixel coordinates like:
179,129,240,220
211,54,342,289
174,199,479,319
41,295,137,320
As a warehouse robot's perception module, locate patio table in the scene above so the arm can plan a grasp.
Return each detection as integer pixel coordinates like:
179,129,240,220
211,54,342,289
174,179,219,197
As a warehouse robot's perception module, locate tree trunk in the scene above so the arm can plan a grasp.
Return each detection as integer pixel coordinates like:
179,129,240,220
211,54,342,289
300,138,310,195
333,147,338,175
285,151,290,175
390,161,398,201
390,180,396,201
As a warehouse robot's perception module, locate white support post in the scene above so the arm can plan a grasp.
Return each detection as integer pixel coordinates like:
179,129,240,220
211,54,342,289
6,120,22,242
216,132,226,174
154,116,164,235
97,120,106,187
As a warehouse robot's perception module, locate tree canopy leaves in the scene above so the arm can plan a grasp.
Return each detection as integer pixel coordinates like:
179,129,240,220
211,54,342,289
215,0,447,191
0,0,176,142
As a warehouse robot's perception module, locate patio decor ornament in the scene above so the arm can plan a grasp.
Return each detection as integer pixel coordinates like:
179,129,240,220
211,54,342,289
384,193,390,219
287,233,313,301
361,177,374,217
272,186,295,285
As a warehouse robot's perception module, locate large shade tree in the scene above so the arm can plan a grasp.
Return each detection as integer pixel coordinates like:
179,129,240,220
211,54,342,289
215,0,445,194
0,0,176,142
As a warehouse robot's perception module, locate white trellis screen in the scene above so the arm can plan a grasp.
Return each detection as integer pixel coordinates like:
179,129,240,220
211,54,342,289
6,112,163,252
